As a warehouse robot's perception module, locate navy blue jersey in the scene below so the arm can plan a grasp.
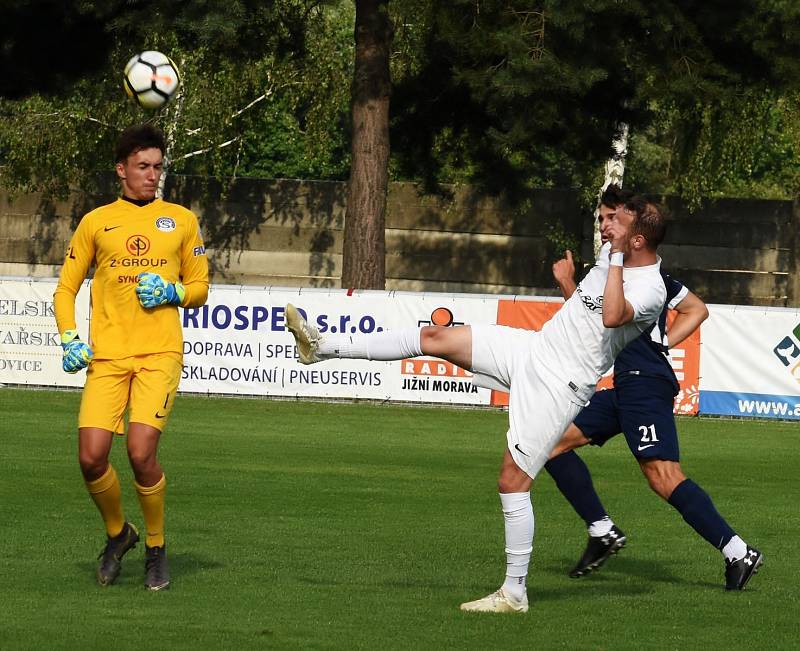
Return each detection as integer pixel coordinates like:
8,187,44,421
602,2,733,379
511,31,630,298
612,271,687,394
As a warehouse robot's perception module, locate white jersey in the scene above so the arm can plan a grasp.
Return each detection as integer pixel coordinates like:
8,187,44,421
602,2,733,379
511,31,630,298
536,243,666,402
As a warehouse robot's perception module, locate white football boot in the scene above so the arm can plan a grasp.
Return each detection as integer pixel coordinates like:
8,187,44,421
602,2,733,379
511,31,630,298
285,303,323,364
459,588,529,614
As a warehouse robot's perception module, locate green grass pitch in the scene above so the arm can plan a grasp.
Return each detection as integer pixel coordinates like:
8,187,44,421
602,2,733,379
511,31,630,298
0,387,797,649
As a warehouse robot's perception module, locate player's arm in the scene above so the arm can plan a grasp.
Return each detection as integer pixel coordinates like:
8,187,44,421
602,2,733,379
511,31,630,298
602,260,634,327
668,290,708,348
53,218,94,372
54,218,93,333
177,213,209,308
552,250,577,299
601,221,634,327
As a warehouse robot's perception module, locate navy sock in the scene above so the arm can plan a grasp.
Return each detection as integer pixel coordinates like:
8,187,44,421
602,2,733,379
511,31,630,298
544,451,608,526
667,478,736,549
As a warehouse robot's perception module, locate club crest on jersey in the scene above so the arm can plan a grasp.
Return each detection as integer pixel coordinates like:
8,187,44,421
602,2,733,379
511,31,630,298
155,217,176,232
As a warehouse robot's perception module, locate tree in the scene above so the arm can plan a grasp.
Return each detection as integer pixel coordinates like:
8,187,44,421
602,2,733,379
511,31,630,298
341,0,393,289
3,0,800,290
626,91,800,204
0,3,353,196
0,1,360,277
390,0,800,200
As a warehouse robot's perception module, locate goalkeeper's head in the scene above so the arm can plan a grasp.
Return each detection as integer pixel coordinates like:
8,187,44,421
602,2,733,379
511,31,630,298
114,124,166,201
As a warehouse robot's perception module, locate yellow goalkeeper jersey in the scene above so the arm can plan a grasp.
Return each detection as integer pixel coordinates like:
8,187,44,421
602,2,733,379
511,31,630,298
54,198,209,360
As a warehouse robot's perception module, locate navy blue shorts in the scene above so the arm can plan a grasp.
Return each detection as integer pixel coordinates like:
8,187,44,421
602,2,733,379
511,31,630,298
572,375,680,461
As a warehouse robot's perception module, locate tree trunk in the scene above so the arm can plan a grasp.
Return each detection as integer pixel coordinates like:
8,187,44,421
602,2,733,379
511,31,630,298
341,0,392,289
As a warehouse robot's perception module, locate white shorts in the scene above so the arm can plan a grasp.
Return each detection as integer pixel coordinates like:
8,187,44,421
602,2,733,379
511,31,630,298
470,325,587,478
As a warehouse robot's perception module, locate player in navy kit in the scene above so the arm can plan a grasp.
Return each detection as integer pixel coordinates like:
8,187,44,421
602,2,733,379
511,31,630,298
543,185,763,591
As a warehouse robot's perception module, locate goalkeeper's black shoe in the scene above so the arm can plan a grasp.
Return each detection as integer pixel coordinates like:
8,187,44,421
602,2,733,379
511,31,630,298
97,522,139,586
569,525,627,578
144,544,170,591
725,546,763,590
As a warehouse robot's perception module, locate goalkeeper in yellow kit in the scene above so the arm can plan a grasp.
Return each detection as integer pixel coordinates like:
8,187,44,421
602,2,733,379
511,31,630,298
54,124,208,590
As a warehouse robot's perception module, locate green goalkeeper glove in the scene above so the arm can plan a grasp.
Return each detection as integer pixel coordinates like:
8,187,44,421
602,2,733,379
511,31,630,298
136,272,186,308
61,329,93,373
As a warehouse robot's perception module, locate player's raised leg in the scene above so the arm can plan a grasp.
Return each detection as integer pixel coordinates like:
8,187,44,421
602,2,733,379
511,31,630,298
285,303,473,369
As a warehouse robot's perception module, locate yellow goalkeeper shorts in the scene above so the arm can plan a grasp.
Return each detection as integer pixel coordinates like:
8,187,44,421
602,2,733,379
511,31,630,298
78,352,183,434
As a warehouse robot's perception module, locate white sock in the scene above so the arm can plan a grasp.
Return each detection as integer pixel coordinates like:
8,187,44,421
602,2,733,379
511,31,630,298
722,535,748,562
588,516,614,538
317,328,422,361
499,492,533,602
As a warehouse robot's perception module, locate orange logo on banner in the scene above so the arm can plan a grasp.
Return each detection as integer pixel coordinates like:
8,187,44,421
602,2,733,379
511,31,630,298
401,359,472,378
490,299,701,415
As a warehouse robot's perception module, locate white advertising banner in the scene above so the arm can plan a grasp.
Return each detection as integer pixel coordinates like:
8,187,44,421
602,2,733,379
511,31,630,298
699,304,800,420
179,286,497,405
3,276,800,420
0,277,90,388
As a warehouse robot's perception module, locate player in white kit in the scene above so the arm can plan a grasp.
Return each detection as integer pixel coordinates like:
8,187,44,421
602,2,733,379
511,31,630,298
285,195,667,613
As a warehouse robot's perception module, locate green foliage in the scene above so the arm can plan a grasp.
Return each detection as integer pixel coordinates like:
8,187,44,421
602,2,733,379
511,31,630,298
391,0,638,197
389,0,800,202
0,2,354,199
2,0,800,208
0,75,142,198
626,92,800,204
545,220,582,266
164,4,354,182
167,45,350,182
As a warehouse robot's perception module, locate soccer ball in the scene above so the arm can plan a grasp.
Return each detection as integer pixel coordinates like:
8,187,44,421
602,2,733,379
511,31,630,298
123,51,181,110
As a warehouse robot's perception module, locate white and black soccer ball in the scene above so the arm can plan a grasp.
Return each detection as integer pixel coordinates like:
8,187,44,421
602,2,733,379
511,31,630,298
123,51,180,110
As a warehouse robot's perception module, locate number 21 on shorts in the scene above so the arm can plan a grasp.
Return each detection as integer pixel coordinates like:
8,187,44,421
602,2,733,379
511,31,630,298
639,424,659,443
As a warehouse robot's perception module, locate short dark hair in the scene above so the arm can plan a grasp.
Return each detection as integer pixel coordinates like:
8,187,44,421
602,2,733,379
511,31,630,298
600,184,634,209
626,195,666,250
114,124,165,162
